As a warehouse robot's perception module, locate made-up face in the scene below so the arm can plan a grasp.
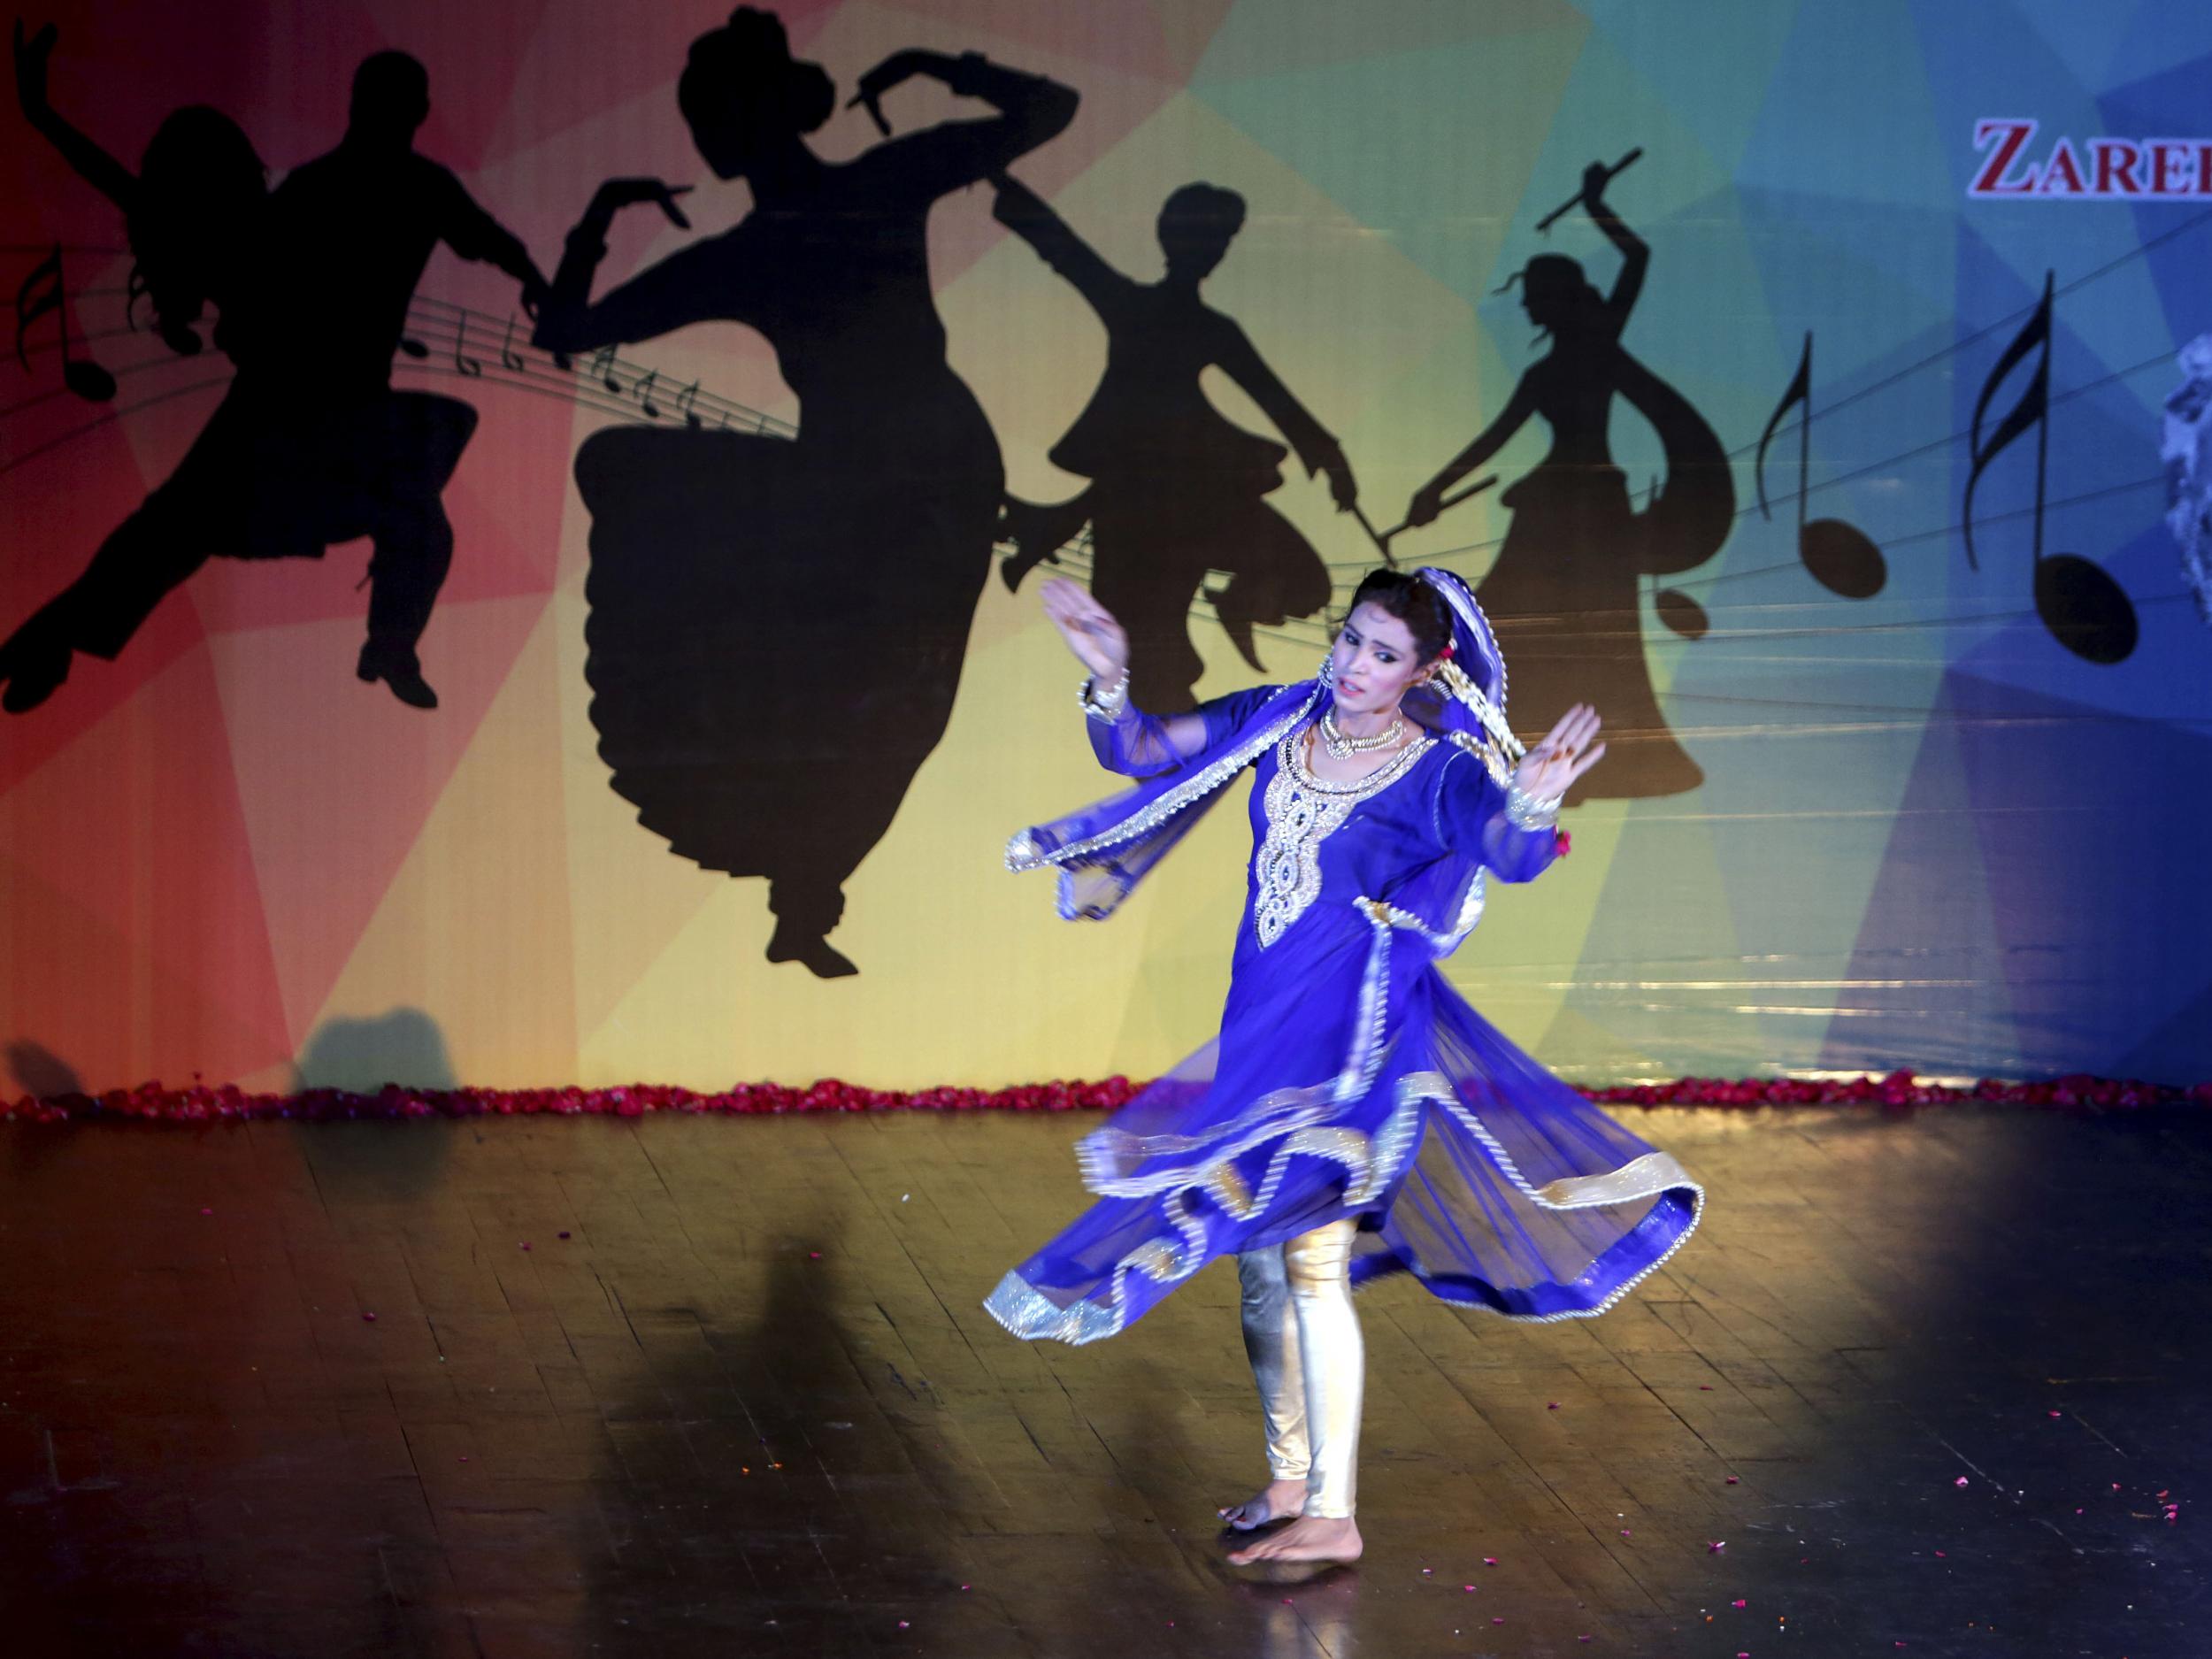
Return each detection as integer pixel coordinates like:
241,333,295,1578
1328,603,1431,718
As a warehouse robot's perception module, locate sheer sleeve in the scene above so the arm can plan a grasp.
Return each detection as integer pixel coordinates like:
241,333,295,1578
1432,746,1559,883
1087,681,1284,777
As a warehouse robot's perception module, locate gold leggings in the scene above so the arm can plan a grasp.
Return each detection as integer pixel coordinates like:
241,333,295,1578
1236,1217,1363,1519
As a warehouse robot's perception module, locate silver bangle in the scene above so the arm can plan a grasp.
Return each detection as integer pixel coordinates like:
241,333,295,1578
1504,780,1563,830
1079,672,1129,723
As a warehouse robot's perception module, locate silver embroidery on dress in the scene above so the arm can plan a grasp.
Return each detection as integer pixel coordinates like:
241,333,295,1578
1252,726,1432,948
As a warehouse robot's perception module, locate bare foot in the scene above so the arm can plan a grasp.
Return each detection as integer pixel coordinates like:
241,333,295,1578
1226,1514,1363,1565
1217,1477,1308,1532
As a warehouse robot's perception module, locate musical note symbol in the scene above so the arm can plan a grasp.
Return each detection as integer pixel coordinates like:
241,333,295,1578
1754,331,1886,600
673,379,702,427
12,244,115,403
398,335,430,359
452,313,483,378
633,369,661,419
590,344,622,395
1963,270,2138,664
499,312,526,373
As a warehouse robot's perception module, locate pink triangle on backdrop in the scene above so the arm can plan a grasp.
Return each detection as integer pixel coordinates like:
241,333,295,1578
202,591,549,1048
0,644,290,1078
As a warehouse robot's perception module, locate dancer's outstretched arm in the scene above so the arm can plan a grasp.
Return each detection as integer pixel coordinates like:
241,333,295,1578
851,50,1077,194
1434,702,1604,880
1215,324,1356,509
532,179,703,354
426,165,551,314
1042,576,1267,776
1406,378,1536,528
989,171,1119,312
1579,161,1648,327
13,22,138,212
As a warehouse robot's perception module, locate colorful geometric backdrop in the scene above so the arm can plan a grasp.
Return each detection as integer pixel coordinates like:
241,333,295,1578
2,0,2207,1095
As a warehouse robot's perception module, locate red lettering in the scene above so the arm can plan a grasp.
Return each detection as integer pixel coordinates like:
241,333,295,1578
2199,142,2212,196
1970,119,2039,196
2038,138,2087,196
2092,138,2142,195
2148,141,2193,194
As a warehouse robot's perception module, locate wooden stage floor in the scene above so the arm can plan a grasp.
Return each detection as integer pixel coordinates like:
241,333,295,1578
1,1103,2206,1658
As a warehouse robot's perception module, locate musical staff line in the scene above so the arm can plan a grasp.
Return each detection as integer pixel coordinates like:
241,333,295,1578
0,373,234,480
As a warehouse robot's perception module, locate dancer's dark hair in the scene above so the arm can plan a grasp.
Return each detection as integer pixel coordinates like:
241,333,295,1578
127,105,268,357
1156,181,1245,272
1495,252,1604,342
1345,569,1453,664
680,7,836,138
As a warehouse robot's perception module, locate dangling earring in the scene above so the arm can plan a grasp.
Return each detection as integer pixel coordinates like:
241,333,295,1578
1317,655,1335,687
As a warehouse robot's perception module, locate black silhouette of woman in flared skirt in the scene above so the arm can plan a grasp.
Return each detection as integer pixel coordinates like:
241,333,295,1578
535,10,1077,977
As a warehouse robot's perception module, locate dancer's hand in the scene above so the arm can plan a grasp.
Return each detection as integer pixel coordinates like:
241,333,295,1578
1405,480,1446,528
849,49,933,135
1317,443,1358,511
13,21,57,120
1581,160,1612,211
589,178,693,231
1040,576,1128,686
1514,703,1606,801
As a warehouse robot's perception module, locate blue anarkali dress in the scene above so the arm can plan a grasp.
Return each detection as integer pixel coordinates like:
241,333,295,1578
985,601,1702,1345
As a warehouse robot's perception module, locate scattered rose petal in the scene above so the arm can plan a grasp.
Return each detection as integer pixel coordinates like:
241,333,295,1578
458,1455,469,1463
1619,1529,1632,1537
361,1311,377,1322
558,1231,571,1240
1484,1556,1499,1565
1733,1599,1747,1608
809,1251,821,1259
1463,1585,1476,1593
1709,1540,1726,1553
1700,1385,1714,1391
1935,1552,1946,1558
2047,1410,2061,1418
520,1242,532,1251
1492,1617,1505,1624
898,1621,909,1630
199,1206,212,1216
1727,1476,1740,1485
1548,1402,1560,1409
1954,1477,1969,1487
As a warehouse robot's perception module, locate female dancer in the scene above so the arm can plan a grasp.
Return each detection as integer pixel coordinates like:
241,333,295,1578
990,569,1703,1564
534,9,1076,977
1405,163,1732,802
